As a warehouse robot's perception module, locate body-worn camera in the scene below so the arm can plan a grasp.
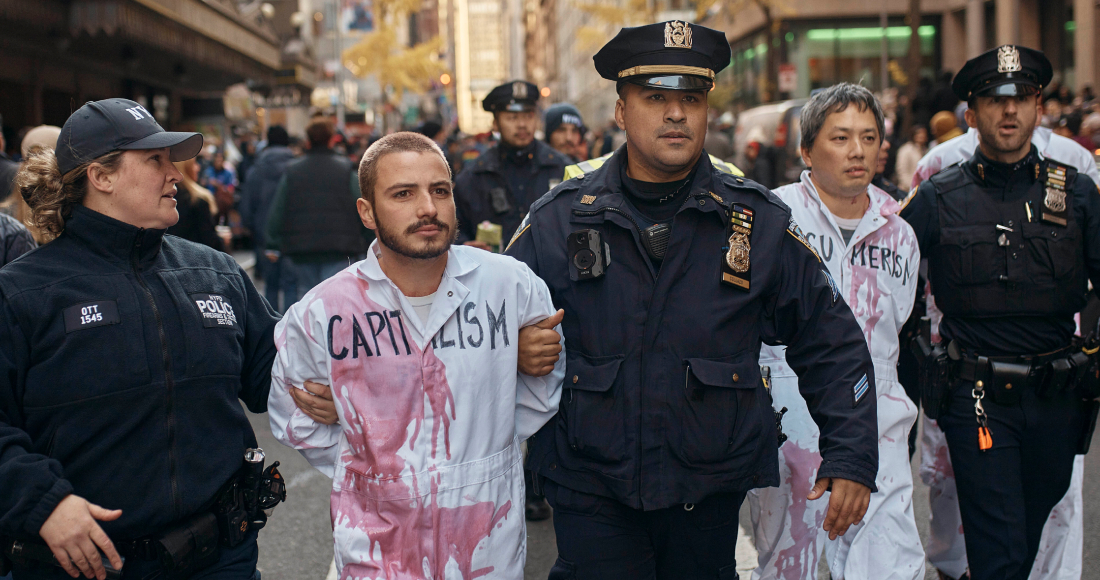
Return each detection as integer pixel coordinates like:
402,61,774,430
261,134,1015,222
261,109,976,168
568,229,611,281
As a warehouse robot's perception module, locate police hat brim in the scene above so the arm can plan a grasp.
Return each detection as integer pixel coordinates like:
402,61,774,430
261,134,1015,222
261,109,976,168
623,74,713,91
972,79,1041,98
487,103,538,113
120,131,204,162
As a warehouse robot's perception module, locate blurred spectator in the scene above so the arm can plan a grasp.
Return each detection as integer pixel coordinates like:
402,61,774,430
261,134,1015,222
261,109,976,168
0,212,35,267
1081,85,1096,102
1057,84,1074,105
894,126,929,191
704,112,735,162
0,115,19,203
266,118,370,299
1042,99,1063,128
0,126,61,245
544,103,586,162
201,150,238,219
872,138,905,202
930,111,964,144
1058,112,1095,151
931,70,959,117
743,127,776,189
240,125,298,312
236,137,257,186
911,76,935,128
168,159,225,252
414,120,447,145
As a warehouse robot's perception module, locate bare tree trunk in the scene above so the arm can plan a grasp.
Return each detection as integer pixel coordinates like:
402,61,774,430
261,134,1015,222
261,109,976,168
905,0,922,139
757,1,776,102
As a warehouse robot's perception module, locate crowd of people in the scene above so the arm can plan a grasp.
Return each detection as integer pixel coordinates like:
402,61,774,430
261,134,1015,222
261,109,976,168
0,19,1098,580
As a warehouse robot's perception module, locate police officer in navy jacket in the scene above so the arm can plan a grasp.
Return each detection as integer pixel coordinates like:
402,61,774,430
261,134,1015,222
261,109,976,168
506,22,880,578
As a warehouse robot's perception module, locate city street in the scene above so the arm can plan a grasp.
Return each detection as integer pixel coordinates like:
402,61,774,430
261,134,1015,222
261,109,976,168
248,408,1100,580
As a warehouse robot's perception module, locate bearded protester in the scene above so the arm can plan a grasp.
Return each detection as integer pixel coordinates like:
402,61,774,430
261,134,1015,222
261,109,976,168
267,132,566,579
747,83,925,580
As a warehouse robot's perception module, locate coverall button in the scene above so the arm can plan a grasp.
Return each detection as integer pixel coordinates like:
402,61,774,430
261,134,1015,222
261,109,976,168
732,373,739,382
573,375,579,384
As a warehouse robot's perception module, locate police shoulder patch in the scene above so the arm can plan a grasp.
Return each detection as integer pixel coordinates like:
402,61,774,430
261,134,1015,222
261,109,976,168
787,216,822,262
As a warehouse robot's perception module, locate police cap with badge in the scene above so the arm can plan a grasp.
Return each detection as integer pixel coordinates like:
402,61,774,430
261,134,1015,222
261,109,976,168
483,80,540,113
952,44,1053,101
593,20,731,91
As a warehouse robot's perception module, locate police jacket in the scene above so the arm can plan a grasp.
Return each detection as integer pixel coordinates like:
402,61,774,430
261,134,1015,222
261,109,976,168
0,212,35,267
901,146,1100,356
506,149,879,510
454,140,569,243
0,205,278,541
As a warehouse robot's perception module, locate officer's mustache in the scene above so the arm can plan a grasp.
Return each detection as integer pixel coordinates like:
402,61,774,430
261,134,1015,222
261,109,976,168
655,124,695,139
404,217,451,235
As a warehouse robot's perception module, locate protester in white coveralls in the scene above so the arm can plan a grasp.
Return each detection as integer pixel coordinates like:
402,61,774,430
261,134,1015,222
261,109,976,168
749,83,925,580
268,132,566,580
909,124,1095,580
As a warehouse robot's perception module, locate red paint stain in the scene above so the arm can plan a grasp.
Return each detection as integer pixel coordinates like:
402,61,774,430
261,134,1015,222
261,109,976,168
313,270,506,578
774,442,825,580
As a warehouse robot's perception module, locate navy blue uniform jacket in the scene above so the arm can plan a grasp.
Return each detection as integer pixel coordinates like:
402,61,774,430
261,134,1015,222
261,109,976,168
454,141,569,244
0,206,279,540
506,151,879,510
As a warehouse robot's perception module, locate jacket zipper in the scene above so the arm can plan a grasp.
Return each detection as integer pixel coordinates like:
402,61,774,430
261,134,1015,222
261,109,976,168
131,229,181,518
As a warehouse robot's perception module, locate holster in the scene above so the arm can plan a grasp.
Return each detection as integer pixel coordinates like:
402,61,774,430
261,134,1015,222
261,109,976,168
909,322,951,420
155,512,221,580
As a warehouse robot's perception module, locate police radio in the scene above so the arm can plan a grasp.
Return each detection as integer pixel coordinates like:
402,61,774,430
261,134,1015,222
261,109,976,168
568,229,611,281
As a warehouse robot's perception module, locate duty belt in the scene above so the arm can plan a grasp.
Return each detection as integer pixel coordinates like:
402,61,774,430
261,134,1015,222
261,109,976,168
948,340,1097,404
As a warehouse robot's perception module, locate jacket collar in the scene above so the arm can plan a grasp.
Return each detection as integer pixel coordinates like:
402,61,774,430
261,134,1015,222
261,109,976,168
965,144,1043,189
797,170,900,244
355,239,480,344
570,145,724,219
64,205,165,268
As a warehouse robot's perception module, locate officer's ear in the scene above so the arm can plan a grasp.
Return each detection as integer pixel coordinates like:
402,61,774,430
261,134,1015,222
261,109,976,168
491,114,500,134
963,106,978,130
357,197,377,231
614,98,627,131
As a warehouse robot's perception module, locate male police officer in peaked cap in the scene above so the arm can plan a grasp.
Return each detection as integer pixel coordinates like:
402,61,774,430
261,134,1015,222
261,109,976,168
901,45,1100,580
506,21,880,578
453,80,570,251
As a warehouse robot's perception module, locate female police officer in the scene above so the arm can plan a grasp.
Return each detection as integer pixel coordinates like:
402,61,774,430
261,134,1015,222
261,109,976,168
0,99,281,580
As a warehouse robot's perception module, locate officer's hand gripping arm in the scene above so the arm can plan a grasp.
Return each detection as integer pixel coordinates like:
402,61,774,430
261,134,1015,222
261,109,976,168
514,268,565,441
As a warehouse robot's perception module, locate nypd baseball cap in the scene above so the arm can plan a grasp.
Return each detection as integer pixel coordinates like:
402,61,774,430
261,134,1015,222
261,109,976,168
56,98,203,176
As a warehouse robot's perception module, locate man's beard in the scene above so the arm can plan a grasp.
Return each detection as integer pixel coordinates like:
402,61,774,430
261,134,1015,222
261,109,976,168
375,213,457,260
978,115,1032,156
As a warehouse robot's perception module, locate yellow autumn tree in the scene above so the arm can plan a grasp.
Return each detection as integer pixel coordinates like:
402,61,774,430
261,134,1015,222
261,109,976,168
340,0,449,100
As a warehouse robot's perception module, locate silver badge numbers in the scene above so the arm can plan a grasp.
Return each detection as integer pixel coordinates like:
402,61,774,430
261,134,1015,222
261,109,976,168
664,21,692,49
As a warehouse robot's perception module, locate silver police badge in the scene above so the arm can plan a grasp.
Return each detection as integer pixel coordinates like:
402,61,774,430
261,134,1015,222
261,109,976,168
997,45,1022,74
1044,186,1067,212
727,232,750,273
513,81,528,99
664,21,692,49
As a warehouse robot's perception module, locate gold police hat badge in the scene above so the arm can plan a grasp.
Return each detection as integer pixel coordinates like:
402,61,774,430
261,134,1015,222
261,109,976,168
997,45,1022,74
664,21,692,49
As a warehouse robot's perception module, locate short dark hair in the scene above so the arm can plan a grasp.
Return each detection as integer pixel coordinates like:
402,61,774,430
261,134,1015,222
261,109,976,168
357,132,451,203
306,119,333,149
267,125,289,147
800,82,886,151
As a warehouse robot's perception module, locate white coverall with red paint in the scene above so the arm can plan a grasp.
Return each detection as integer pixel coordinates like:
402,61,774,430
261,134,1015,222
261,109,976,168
748,171,925,580
908,127,1090,580
268,243,565,580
